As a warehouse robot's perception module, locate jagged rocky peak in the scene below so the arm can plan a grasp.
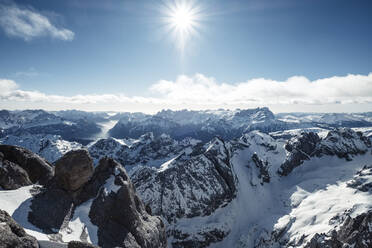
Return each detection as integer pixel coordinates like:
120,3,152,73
278,128,371,176
305,210,372,248
319,127,371,158
25,148,166,247
89,132,200,169
87,158,167,248
233,107,275,121
131,135,236,227
0,145,54,189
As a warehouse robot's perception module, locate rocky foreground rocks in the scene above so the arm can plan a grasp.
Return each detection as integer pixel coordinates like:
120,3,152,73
0,209,39,248
0,146,167,248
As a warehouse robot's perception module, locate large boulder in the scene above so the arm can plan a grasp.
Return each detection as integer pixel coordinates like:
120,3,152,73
54,149,94,192
0,145,54,188
0,209,39,248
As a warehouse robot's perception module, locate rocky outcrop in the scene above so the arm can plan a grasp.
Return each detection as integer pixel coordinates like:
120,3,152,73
347,165,372,192
83,158,167,248
279,128,371,176
54,149,94,192
251,153,270,184
319,128,371,159
0,145,54,189
29,149,94,232
0,152,32,190
305,210,372,248
28,151,166,248
0,209,39,248
278,132,320,176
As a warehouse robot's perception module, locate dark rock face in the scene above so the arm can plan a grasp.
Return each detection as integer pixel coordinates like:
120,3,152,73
305,211,372,248
54,149,94,192
0,152,32,189
67,241,98,248
251,153,270,184
278,132,320,176
170,228,228,248
29,187,74,233
86,158,167,248
0,145,54,188
28,155,166,248
0,209,39,248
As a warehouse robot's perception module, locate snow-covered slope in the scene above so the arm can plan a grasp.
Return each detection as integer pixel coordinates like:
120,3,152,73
0,109,102,142
88,133,201,168
128,128,372,247
1,126,372,248
0,133,82,163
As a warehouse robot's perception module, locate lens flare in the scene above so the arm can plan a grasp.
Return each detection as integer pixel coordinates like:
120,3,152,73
161,0,203,54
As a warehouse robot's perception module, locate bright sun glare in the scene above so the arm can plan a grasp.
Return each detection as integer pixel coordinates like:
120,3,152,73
171,7,194,30
162,0,203,53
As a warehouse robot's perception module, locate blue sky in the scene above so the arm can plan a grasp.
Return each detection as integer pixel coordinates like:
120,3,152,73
0,0,371,112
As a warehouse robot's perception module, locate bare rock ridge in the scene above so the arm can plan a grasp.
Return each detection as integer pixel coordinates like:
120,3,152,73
0,147,166,248
0,145,54,189
305,210,372,248
278,128,371,176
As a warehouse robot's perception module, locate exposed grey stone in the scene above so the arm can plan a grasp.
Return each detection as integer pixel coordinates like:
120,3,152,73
0,209,39,248
278,132,320,176
87,158,167,248
305,210,372,248
0,145,54,186
54,149,93,192
67,241,98,248
0,159,32,190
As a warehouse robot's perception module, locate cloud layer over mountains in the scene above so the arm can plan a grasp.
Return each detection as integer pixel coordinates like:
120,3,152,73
1,72,372,112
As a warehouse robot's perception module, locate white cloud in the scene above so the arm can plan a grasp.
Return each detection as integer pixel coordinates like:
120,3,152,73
0,3,74,41
150,73,372,106
0,79,18,94
1,73,372,112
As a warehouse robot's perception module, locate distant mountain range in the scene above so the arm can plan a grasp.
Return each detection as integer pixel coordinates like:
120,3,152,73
1,108,372,144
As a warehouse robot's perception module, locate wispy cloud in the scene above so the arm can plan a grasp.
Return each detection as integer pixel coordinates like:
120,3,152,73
0,2,74,41
1,73,372,112
13,67,40,78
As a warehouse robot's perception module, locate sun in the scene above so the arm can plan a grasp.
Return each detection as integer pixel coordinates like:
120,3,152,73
170,6,194,30
161,0,203,53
